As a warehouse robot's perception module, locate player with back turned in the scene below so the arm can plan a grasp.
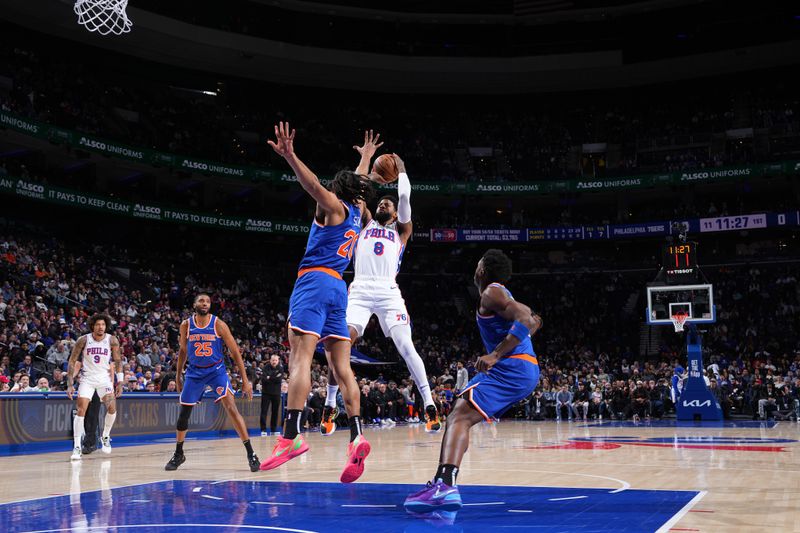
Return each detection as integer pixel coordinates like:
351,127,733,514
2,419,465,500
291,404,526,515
164,293,259,472
404,249,543,512
258,122,380,483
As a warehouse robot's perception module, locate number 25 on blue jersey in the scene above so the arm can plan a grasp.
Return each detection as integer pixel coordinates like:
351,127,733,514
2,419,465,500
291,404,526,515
336,230,358,259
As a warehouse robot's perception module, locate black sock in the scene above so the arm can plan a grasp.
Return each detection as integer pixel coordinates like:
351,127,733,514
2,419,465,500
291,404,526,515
243,439,254,456
175,441,184,455
349,416,363,442
435,464,459,486
283,409,303,440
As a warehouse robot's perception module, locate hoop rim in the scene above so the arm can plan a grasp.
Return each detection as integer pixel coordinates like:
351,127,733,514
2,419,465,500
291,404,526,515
670,311,689,332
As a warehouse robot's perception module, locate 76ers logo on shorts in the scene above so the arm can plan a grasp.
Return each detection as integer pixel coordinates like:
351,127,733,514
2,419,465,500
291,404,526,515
216,386,225,396
396,313,408,323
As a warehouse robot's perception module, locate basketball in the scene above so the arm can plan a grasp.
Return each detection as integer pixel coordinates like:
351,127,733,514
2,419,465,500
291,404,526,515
372,154,399,184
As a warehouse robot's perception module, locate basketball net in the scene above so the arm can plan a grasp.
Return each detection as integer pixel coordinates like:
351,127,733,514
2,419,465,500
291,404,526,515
74,0,132,36
670,312,688,333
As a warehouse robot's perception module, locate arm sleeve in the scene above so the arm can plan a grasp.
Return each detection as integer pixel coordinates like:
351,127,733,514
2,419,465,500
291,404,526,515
397,172,411,224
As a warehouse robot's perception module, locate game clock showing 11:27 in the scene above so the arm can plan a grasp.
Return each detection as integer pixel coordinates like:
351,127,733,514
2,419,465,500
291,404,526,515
663,242,698,282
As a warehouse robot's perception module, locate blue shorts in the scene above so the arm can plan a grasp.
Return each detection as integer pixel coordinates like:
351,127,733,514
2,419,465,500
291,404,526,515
459,355,540,421
180,363,233,405
288,270,350,341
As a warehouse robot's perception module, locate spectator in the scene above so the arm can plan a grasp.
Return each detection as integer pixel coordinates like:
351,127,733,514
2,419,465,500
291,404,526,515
455,361,468,393
46,340,70,369
260,354,283,436
555,384,573,421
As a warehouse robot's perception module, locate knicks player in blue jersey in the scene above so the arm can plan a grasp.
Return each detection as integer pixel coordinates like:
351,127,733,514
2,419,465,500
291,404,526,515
259,122,378,483
405,249,543,513
164,293,259,472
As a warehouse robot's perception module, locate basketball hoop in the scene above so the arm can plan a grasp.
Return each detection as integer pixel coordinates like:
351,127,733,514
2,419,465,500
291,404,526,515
670,312,689,332
74,0,132,36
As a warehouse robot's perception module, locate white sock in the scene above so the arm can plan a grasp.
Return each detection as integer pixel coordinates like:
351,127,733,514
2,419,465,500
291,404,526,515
390,325,435,408
73,415,85,449
102,412,116,438
325,385,339,408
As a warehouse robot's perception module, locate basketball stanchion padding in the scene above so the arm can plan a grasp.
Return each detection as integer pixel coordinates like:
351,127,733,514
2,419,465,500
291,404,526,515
74,0,132,36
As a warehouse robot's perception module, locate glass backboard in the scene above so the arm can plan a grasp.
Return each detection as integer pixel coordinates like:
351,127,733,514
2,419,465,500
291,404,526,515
646,283,715,325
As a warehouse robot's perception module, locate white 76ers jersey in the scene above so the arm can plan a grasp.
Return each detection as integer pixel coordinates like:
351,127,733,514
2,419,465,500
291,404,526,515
353,220,405,280
81,334,112,379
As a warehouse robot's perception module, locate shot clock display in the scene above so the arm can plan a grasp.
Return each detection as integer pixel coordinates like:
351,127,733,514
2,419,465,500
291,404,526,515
663,242,698,282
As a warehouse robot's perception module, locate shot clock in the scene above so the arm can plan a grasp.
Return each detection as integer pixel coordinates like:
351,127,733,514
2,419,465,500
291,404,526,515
663,242,698,282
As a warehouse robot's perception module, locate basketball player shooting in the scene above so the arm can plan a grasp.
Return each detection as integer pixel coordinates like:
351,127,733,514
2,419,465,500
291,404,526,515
67,313,123,461
259,122,380,483
404,249,542,513
164,293,259,472
321,136,441,436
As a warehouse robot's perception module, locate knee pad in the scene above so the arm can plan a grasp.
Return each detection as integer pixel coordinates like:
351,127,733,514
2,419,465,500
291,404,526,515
177,405,193,431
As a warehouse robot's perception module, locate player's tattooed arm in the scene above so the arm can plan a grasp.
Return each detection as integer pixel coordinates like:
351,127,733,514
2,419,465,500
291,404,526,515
476,286,542,373
110,335,123,397
66,336,86,399
217,319,253,400
268,121,345,221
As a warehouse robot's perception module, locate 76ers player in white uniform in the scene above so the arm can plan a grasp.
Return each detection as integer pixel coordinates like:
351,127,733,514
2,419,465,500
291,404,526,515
67,313,123,461
322,151,441,434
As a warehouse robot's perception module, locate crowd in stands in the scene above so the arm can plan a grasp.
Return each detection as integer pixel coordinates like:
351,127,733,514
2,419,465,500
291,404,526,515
1,38,799,186
1,227,798,425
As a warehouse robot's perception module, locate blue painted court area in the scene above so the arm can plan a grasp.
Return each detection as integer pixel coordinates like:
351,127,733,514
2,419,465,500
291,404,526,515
2,480,699,533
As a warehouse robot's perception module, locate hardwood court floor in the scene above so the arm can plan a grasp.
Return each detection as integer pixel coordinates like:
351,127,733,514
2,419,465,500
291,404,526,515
1,419,798,532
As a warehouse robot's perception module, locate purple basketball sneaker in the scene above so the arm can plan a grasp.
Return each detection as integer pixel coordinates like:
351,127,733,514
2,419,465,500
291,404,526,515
404,480,462,513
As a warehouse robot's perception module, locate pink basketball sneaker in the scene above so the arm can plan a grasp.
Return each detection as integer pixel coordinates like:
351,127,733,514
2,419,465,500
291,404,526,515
340,435,371,483
259,435,308,471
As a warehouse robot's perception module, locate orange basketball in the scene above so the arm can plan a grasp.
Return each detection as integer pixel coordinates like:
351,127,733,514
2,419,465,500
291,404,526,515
372,154,399,184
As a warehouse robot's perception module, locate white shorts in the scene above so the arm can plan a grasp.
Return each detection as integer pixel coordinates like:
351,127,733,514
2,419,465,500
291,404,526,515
78,374,114,400
347,279,410,337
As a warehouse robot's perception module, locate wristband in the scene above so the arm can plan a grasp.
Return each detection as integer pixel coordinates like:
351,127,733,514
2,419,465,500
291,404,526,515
509,321,530,341
116,372,124,382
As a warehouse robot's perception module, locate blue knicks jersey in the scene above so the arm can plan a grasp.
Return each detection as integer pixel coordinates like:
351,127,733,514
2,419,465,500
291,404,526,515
298,201,362,275
187,314,224,368
476,283,535,356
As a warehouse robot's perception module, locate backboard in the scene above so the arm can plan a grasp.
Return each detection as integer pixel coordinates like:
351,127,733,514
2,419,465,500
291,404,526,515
646,283,715,326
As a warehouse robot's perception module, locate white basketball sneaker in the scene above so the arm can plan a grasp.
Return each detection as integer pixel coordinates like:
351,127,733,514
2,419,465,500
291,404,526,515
101,436,112,454
71,447,82,461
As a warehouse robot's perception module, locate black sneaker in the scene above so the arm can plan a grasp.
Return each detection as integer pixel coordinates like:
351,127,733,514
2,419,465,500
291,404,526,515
248,453,261,472
320,406,339,436
81,445,96,455
425,405,442,433
165,453,186,471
